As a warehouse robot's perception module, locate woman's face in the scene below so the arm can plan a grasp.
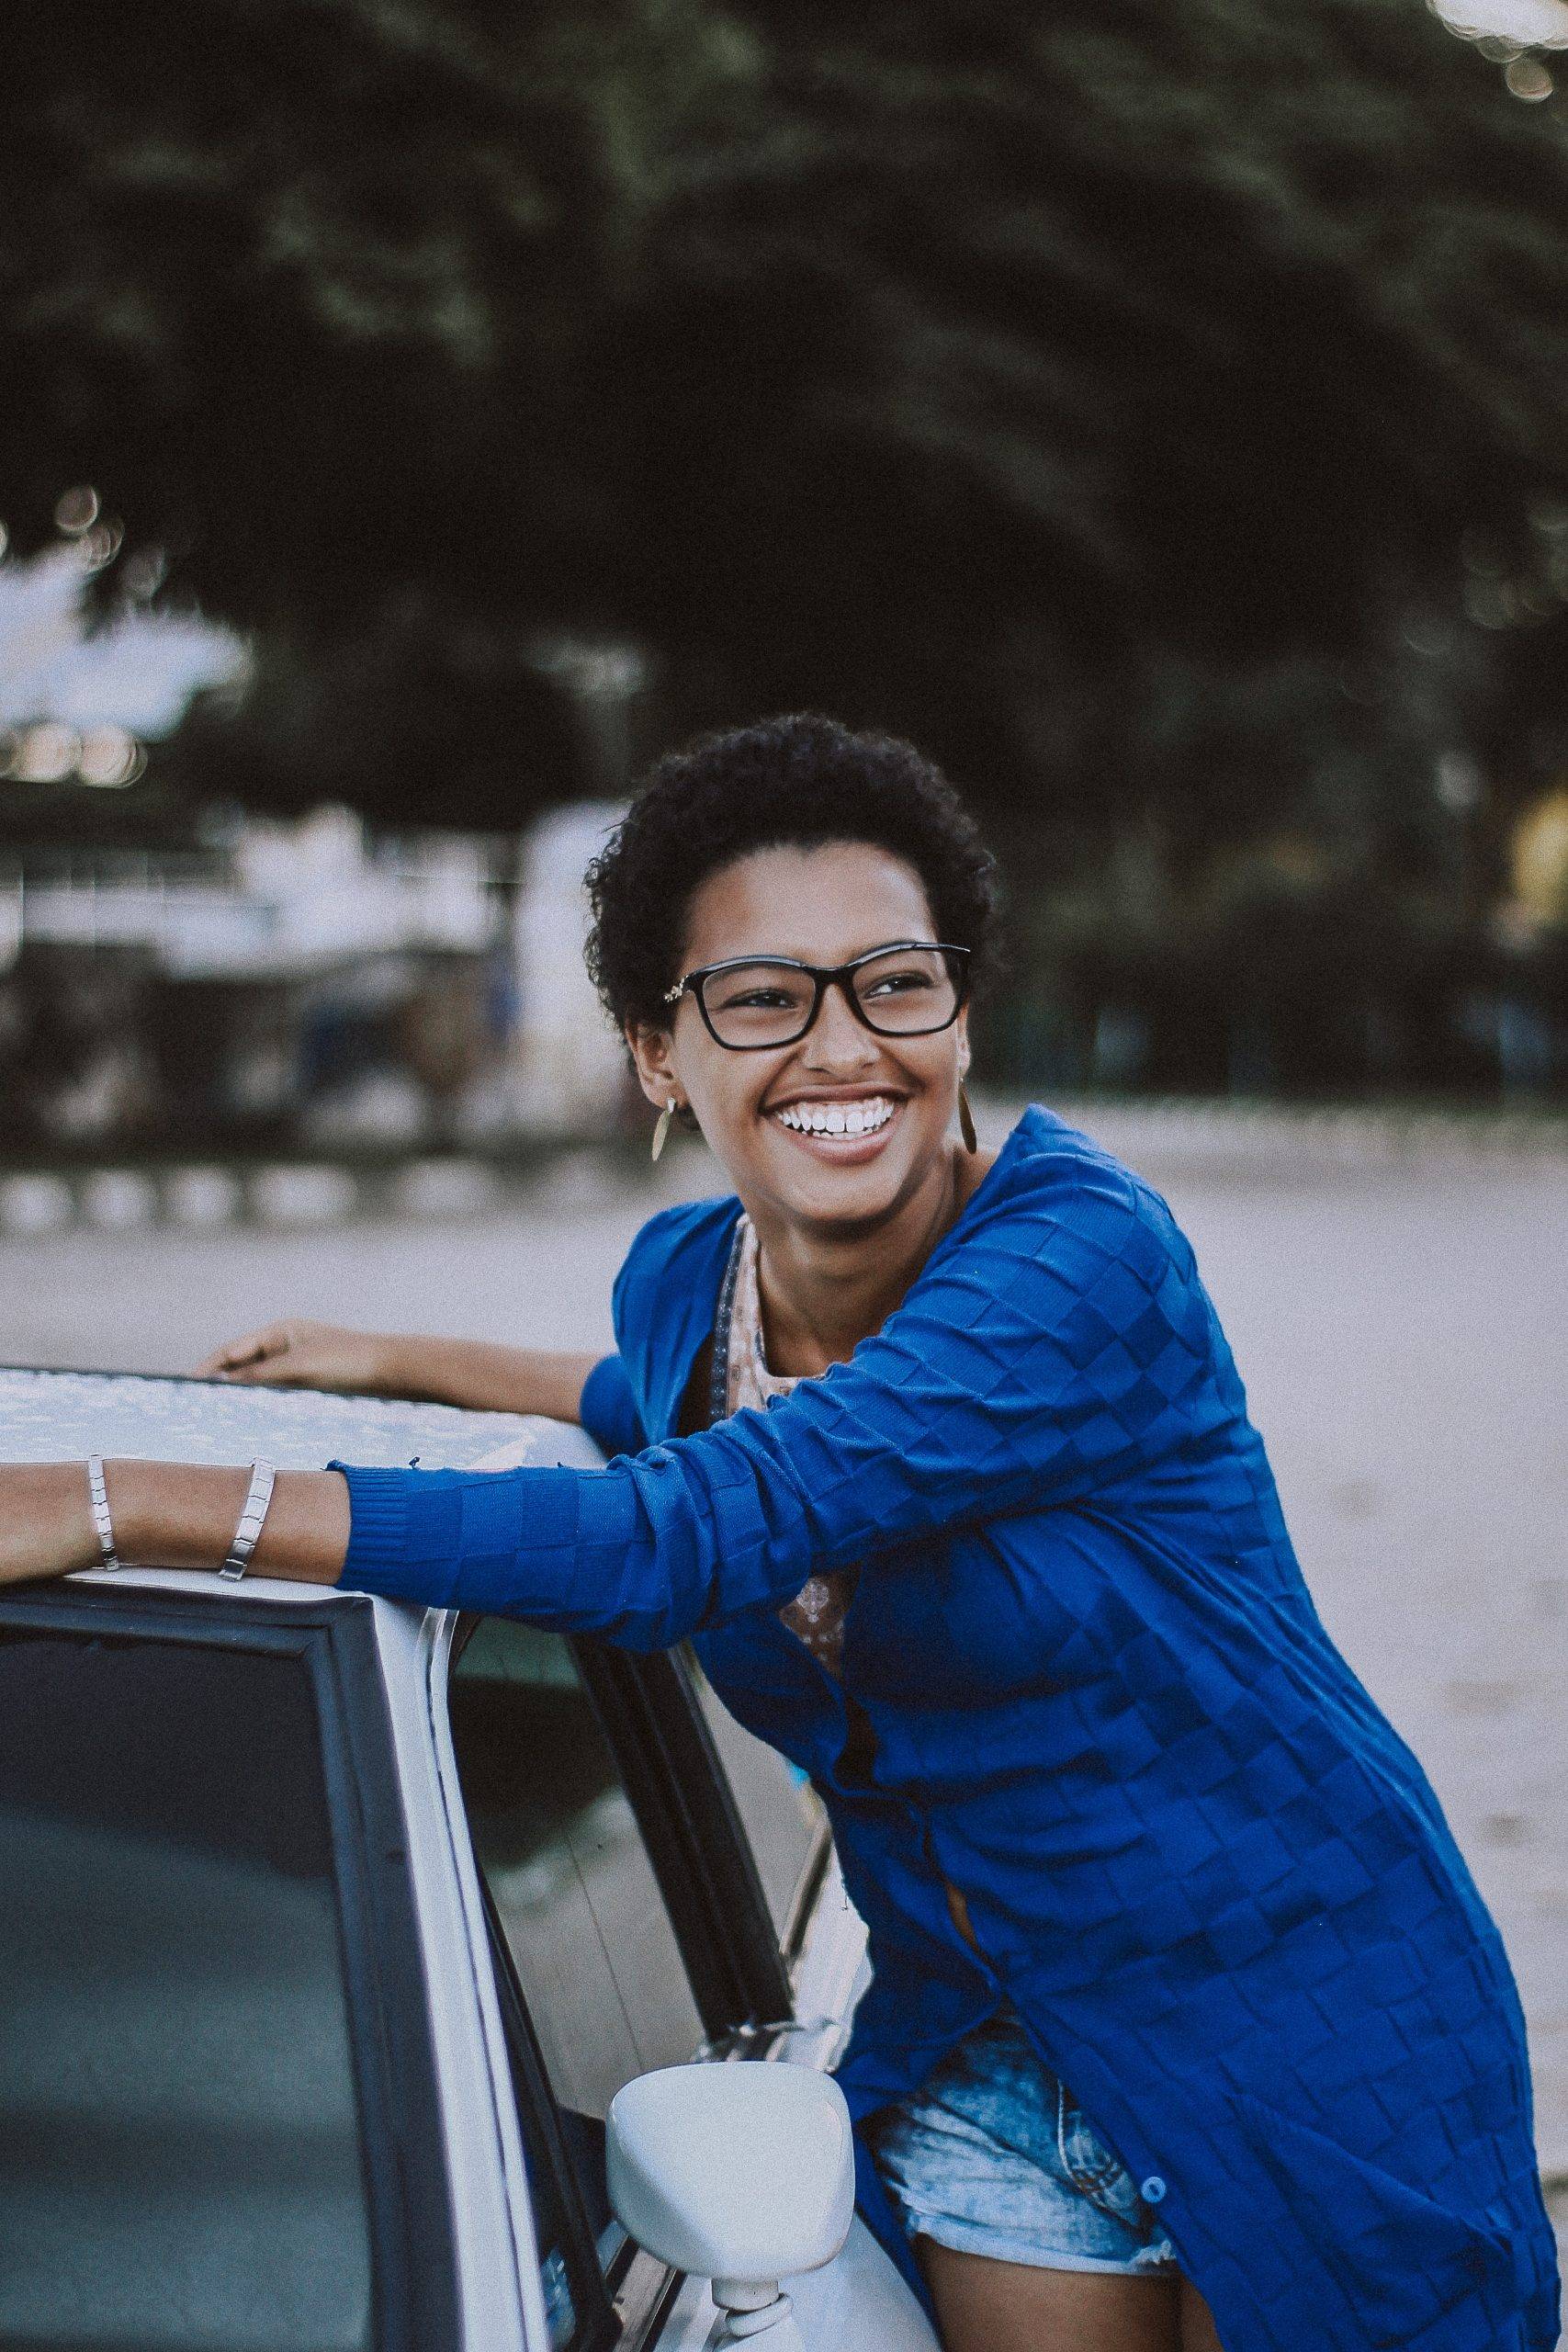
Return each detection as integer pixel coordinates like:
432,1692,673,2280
630,842,970,1234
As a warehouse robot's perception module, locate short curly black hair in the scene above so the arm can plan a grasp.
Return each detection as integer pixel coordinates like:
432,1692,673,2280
584,713,1001,1035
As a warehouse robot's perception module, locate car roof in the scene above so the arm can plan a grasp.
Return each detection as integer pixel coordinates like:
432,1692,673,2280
0,1363,592,1477
4,1366,603,1632
64,1562,396,1610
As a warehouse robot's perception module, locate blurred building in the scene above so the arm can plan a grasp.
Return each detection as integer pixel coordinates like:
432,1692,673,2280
507,801,630,1136
0,804,629,1154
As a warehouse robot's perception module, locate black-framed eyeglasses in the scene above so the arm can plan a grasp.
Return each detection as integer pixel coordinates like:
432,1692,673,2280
663,940,972,1051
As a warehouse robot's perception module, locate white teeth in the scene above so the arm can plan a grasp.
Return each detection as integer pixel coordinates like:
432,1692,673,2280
774,1097,896,1137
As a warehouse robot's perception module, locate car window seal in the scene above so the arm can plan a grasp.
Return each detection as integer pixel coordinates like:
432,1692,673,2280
474,1873,622,2352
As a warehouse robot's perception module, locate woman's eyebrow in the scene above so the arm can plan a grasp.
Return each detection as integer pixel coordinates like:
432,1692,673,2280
702,936,939,967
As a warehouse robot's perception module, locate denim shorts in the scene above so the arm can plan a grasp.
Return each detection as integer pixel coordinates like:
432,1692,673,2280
863,2002,1179,2276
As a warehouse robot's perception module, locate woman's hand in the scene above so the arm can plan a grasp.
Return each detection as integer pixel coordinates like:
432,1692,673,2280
196,1325,600,1423
0,1464,99,1588
193,1318,397,1395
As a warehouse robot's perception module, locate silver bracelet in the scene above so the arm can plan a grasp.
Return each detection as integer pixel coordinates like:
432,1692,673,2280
219,1460,276,1581
85,1456,122,1572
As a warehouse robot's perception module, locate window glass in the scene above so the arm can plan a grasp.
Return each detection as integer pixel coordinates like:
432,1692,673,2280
685,1653,828,1959
0,1627,374,2352
448,1620,705,2256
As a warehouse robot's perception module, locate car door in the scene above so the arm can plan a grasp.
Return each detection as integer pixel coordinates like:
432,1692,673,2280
0,1579,458,2352
439,1612,938,2352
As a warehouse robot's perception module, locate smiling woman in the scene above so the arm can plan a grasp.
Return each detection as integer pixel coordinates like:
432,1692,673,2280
0,715,1559,2352
583,718,1000,1374
620,837,987,1360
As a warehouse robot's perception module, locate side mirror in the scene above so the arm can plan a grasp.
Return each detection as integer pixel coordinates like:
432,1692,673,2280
607,2063,856,2345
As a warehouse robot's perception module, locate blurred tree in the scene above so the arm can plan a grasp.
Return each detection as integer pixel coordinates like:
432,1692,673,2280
5,0,1568,879
2,0,748,822
607,0,1568,834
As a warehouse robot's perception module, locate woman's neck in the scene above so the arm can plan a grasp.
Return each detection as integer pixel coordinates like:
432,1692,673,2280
749,1143,996,1374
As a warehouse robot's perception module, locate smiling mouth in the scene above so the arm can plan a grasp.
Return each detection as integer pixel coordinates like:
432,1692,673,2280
769,1094,902,1142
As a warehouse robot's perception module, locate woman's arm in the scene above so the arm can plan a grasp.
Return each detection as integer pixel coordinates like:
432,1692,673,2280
3,1162,1218,1630
372,1338,602,1422
0,1346,637,1592
196,1317,600,1424
0,1460,350,1588
326,1160,1225,1649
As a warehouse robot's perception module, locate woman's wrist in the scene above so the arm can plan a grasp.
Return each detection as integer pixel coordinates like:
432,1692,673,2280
366,1331,418,1398
108,1459,251,1570
39,1463,103,1574
367,1332,472,1406
366,1337,597,1420
105,1459,350,1584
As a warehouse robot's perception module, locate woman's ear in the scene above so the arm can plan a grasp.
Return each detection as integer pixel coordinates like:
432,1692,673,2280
626,1022,682,1111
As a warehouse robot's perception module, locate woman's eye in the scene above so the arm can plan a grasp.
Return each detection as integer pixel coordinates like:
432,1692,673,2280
864,971,932,996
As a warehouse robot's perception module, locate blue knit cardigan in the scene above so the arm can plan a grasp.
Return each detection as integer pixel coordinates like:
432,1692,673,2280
336,1107,1559,2351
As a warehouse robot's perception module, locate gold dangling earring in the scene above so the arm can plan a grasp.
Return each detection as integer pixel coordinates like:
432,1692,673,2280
650,1098,677,1162
958,1080,978,1155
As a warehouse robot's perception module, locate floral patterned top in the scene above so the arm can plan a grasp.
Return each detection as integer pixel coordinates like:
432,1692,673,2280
723,1216,859,1677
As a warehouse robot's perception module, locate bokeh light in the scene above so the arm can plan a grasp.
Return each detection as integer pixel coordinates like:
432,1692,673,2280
74,517,124,571
53,485,100,536
11,724,80,784
75,724,143,788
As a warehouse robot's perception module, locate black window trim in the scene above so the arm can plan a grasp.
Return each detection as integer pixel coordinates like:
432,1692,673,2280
0,1582,461,2352
671,1642,835,1974
570,1638,799,2034
472,1872,622,2352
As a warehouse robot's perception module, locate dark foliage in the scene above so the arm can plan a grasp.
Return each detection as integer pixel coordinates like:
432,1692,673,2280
5,1,1568,1100
6,0,1568,842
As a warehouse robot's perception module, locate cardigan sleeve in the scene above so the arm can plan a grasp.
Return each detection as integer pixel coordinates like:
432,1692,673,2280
578,1351,649,1459
331,1161,1222,1650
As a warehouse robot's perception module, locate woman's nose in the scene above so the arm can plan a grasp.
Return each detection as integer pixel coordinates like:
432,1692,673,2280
802,978,879,1067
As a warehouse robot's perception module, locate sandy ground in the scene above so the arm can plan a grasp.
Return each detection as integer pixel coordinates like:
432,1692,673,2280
3,1102,1564,2237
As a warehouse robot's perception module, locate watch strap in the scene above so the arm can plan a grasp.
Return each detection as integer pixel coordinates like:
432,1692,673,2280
85,1456,122,1572
219,1459,277,1581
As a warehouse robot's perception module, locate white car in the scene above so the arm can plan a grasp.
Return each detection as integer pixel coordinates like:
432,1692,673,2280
0,1367,939,2352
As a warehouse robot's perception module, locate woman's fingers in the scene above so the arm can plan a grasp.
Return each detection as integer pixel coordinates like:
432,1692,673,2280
192,1323,297,1380
191,1320,378,1393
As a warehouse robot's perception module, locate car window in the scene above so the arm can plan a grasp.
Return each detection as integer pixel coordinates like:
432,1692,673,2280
491,2005,599,2352
447,1619,706,2259
0,1624,375,2352
684,1652,829,1962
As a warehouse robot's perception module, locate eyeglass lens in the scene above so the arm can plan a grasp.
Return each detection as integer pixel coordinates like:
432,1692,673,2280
699,946,960,1047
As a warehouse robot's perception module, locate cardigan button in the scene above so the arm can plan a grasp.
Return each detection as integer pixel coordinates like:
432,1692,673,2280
1140,2175,1168,2205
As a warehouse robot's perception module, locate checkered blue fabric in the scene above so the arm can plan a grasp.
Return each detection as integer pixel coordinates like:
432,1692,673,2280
337,1107,1559,2350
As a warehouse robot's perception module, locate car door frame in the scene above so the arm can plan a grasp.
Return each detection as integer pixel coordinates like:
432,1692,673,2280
426,1608,845,2351
0,1578,463,2352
